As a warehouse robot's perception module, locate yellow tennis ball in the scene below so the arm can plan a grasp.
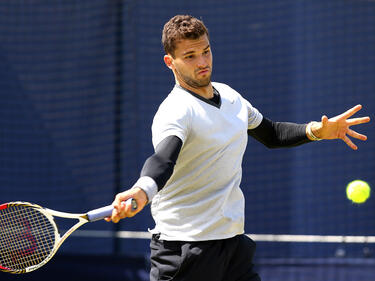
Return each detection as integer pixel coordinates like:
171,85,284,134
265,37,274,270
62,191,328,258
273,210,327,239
346,180,371,204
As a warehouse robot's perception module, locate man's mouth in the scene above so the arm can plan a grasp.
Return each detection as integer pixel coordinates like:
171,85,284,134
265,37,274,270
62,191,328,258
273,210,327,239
197,68,210,75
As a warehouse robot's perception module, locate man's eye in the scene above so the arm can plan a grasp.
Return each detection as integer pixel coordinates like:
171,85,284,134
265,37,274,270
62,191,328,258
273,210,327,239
185,55,194,59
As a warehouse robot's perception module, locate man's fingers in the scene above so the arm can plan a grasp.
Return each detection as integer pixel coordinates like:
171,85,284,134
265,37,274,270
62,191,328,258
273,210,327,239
321,115,329,124
347,116,371,126
114,193,129,206
109,198,138,223
342,135,358,150
347,129,368,141
108,198,126,223
110,207,122,223
123,200,138,218
106,187,146,223
338,104,362,120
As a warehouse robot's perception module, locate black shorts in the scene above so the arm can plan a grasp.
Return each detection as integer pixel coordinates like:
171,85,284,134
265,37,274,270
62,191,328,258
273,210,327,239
150,234,261,281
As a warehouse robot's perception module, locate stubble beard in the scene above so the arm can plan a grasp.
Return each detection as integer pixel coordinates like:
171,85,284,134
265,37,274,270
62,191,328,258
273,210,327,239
176,67,211,89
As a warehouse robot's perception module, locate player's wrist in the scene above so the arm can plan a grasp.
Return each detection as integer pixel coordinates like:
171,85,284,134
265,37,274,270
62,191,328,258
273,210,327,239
132,176,158,203
306,121,322,141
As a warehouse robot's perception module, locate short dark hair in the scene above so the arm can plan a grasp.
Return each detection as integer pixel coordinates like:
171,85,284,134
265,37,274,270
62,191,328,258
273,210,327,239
162,15,209,57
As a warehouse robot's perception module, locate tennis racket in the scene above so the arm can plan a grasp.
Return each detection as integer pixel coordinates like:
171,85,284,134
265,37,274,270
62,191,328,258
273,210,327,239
0,199,137,274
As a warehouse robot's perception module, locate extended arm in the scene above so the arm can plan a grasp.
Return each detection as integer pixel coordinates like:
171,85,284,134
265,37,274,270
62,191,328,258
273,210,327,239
249,105,370,150
248,117,311,148
304,104,370,150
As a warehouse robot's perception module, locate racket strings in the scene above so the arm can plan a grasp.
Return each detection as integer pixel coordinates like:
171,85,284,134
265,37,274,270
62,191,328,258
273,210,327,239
0,205,56,271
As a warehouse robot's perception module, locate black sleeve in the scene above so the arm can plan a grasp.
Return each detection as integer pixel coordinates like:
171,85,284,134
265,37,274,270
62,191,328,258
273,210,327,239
248,117,312,148
140,135,182,191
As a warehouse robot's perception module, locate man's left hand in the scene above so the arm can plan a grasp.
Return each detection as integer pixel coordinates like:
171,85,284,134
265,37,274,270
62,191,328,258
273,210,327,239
309,104,370,150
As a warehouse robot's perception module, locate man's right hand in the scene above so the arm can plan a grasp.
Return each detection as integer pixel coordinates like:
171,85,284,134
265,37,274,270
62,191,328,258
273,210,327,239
105,187,148,223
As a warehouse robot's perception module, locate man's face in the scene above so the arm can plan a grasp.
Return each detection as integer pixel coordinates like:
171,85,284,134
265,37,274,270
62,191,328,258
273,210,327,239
167,34,212,89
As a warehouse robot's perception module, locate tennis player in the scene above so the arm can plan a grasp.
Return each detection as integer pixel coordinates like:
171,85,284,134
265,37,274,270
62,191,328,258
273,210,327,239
107,15,370,281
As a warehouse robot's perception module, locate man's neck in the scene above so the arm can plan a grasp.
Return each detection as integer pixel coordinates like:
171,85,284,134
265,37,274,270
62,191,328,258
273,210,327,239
177,80,213,99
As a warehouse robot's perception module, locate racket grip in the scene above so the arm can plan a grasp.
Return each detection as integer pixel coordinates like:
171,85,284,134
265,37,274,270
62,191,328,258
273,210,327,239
87,198,137,222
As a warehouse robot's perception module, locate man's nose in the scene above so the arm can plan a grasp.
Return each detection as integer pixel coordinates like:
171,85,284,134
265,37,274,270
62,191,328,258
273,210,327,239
196,54,208,68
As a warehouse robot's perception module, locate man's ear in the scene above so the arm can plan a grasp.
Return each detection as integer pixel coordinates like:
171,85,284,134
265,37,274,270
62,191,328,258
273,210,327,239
164,54,174,70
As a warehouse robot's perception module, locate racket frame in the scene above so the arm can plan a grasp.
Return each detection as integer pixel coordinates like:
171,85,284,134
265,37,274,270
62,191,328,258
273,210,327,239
1,202,89,274
0,199,136,274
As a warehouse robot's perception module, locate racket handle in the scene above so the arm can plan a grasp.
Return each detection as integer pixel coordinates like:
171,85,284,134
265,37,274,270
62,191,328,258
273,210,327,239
87,198,137,222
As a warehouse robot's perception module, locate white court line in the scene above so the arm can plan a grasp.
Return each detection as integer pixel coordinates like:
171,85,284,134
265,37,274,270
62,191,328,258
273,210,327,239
248,234,375,243
70,230,375,243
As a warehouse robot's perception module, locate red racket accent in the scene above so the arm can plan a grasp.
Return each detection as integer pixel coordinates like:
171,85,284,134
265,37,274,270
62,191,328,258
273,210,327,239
0,265,10,270
0,203,8,210
16,219,37,257
0,203,56,273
